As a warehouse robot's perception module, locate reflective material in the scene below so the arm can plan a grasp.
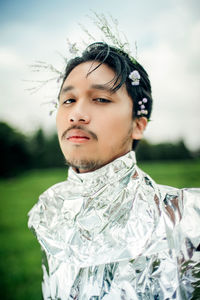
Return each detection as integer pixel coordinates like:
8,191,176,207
28,151,200,299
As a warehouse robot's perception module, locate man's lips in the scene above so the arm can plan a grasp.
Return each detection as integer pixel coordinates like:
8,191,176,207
66,129,91,143
68,136,90,140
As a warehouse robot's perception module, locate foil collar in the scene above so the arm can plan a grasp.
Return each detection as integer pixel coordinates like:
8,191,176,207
28,151,200,299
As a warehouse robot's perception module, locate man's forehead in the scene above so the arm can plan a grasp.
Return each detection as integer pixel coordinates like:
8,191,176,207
59,60,127,98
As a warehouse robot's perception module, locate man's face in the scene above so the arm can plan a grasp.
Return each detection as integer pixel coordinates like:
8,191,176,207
57,61,145,172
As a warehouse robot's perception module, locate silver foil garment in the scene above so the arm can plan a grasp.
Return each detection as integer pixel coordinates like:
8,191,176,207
28,151,200,299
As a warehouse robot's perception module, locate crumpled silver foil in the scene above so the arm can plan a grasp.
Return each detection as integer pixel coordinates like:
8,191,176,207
28,151,200,299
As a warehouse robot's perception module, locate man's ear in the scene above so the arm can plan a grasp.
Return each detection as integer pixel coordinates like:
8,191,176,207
132,117,148,140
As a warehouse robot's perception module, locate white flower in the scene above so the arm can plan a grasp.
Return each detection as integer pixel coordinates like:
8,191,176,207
129,70,140,86
141,110,148,115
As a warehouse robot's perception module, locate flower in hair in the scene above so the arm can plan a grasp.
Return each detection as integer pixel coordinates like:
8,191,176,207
129,70,140,86
137,98,148,116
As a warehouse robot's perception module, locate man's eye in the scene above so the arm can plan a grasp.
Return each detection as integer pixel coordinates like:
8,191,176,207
94,98,111,103
63,99,75,104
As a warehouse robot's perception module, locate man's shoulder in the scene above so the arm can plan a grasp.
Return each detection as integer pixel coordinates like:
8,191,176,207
157,183,200,202
40,180,68,199
157,183,200,248
28,179,68,228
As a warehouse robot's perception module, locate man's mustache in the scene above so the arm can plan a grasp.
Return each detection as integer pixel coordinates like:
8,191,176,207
61,125,98,141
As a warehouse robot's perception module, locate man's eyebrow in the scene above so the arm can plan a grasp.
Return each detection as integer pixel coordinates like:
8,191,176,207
90,84,112,92
60,84,113,97
60,85,74,95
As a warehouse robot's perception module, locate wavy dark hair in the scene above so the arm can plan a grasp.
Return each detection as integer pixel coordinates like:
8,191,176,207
59,42,153,149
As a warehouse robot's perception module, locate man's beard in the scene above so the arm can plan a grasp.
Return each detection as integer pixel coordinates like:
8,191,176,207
65,158,104,173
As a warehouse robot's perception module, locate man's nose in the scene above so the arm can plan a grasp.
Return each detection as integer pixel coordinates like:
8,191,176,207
68,103,90,124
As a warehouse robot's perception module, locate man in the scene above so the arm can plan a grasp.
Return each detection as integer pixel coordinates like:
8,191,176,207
28,43,199,299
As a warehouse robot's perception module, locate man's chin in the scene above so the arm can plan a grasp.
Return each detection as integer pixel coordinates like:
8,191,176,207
65,156,104,173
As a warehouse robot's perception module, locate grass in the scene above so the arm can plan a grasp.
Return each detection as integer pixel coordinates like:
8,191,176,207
138,159,200,188
0,160,199,299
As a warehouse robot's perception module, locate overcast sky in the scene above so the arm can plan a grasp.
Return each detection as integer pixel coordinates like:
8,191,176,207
0,0,200,150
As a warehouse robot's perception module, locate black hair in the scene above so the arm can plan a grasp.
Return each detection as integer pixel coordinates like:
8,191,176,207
59,42,153,149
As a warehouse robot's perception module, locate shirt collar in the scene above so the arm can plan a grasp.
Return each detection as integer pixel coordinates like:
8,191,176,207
67,151,136,195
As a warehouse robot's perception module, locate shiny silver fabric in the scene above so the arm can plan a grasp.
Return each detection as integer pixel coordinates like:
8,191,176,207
28,151,200,299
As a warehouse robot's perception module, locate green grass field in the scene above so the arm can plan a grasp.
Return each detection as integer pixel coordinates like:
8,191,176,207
0,160,200,299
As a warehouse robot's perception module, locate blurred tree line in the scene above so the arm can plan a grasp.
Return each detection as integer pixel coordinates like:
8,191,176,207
0,122,64,178
0,121,199,178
